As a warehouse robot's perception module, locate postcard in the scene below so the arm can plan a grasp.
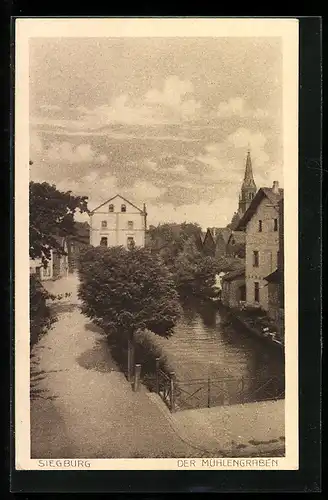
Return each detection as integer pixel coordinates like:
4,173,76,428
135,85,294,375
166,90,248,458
15,17,299,471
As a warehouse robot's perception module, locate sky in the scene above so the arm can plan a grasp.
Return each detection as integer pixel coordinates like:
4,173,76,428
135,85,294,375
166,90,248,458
29,37,283,229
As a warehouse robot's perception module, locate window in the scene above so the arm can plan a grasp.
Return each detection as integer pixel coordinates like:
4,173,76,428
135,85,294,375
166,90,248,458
240,284,246,302
253,250,259,267
101,220,107,228
121,204,126,213
274,218,278,231
100,237,108,247
127,220,134,229
254,282,260,303
108,204,114,212
127,237,135,249
258,220,262,232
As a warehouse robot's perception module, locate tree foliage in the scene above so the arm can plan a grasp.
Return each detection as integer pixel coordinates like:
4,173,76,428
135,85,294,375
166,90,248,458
147,222,202,265
29,181,89,263
78,246,181,339
169,238,219,298
30,275,57,346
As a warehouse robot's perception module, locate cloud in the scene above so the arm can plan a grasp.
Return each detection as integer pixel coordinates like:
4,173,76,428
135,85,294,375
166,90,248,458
31,137,110,166
127,180,166,202
31,76,202,133
99,154,108,164
165,164,188,175
30,131,43,157
46,142,95,163
143,159,158,171
145,75,193,107
39,104,62,112
217,97,268,119
227,128,269,165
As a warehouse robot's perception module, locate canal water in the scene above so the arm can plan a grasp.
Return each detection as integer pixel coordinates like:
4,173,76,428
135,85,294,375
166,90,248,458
161,299,285,409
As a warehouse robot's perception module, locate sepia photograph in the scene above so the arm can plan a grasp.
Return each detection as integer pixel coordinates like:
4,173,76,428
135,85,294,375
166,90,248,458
14,18,299,471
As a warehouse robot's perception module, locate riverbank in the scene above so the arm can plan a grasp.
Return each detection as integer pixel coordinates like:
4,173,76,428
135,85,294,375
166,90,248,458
217,302,284,351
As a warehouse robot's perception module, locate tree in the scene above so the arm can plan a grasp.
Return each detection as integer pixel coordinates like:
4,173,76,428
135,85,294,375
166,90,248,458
146,222,202,265
227,211,241,230
29,181,89,264
170,238,219,299
78,246,181,380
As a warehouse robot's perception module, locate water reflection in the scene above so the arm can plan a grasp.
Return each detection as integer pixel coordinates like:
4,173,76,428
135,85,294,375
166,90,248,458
167,298,285,407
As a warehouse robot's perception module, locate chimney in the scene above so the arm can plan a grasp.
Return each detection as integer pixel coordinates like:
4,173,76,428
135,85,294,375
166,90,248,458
272,180,279,194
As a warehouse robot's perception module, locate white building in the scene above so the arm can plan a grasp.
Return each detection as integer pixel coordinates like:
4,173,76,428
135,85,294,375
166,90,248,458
89,195,147,249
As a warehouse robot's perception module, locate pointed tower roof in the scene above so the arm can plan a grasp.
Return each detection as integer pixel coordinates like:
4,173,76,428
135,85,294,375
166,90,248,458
242,150,256,189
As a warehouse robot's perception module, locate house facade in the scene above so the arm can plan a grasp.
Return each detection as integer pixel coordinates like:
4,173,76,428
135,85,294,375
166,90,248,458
264,197,285,339
221,268,246,308
89,195,147,249
236,182,284,312
29,237,69,281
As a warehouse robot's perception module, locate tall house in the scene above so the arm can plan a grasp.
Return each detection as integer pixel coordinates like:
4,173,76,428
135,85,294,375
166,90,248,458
238,150,257,215
235,181,284,312
89,195,147,249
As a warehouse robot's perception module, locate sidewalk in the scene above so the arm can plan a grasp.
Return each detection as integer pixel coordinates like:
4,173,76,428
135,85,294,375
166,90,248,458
31,275,196,458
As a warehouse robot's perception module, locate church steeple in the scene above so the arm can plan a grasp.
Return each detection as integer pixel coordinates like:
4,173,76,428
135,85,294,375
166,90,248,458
238,149,257,215
242,149,256,189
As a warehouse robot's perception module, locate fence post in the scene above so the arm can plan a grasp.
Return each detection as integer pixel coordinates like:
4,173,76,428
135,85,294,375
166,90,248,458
133,364,141,392
241,376,245,403
127,337,133,382
155,357,160,394
170,372,176,412
223,380,229,406
207,376,211,408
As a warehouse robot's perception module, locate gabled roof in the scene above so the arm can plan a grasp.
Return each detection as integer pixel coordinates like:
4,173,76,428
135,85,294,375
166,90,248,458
227,231,245,246
215,227,232,245
221,267,245,282
91,194,144,214
235,187,284,231
203,228,216,245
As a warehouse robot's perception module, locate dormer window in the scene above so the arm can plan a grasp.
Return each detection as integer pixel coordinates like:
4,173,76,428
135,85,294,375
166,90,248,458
108,204,114,212
121,204,126,213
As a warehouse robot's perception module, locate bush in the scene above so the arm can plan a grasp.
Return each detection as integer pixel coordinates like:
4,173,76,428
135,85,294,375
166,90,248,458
134,329,174,373
30,275,57,347
78,245,181,339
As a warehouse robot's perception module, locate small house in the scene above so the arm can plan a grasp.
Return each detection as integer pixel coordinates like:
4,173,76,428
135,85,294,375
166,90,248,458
221,267,246,309
29,237,69,281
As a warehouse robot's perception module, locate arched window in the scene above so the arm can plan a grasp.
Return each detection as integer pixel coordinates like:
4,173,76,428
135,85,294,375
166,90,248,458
121,204,126,213
108,204,114,212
